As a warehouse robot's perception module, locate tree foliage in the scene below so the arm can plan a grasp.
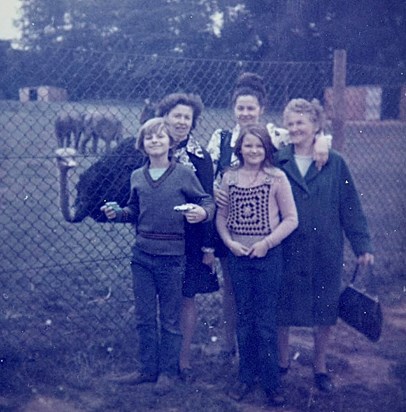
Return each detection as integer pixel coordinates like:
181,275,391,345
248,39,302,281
16,0,406,68
215,0,406,67
17,0,217,56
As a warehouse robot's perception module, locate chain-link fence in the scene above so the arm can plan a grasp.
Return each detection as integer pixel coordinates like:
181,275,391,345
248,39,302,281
1,47,405,392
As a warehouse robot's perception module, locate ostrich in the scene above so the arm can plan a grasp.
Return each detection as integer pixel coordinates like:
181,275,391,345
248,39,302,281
55,138,145,223
55,110,84,150
80,111,123,154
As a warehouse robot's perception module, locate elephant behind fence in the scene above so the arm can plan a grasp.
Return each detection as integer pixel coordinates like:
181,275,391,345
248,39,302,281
54,110,84,150
80,112,123,154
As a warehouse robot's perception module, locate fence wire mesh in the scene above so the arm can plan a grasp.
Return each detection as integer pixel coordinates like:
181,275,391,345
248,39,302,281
0,47,405,390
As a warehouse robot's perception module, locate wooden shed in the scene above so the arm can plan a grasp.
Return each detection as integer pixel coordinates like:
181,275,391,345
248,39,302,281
19,86,68,103
324,86,382,121
399,85,406,121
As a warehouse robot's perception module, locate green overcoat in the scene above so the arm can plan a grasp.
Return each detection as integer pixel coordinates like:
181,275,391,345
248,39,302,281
276,146,373,326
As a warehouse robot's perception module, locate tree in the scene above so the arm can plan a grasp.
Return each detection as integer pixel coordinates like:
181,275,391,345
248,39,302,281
17,0,406,67
214,0,406,67
17,0,216,56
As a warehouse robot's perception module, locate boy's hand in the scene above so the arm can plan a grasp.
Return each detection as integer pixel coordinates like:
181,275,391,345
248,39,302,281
100,201,121,220
184,205,207,224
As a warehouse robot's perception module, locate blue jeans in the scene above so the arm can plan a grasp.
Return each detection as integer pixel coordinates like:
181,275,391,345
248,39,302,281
131,246,185,377
228,246,282,393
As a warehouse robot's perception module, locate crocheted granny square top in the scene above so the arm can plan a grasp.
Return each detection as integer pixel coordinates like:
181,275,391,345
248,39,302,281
227,184,272,236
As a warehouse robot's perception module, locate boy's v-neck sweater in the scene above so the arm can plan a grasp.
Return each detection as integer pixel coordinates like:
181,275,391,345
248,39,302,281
115,160,215,256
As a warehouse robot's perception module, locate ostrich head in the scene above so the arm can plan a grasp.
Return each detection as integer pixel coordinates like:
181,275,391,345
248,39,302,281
55,147,78,170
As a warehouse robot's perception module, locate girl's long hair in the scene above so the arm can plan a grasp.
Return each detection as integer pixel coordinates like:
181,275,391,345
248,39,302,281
234,124,277,169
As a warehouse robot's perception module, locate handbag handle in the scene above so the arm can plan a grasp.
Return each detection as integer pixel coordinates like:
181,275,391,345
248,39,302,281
350,263,379,298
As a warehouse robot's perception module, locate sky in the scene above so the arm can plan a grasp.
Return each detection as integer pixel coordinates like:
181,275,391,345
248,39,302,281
0,0,22,40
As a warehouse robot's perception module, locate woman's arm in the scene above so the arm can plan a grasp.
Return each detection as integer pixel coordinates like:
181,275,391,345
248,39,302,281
189,148,216,250
264,173,298,249
206,128,222,177
267,123,290,149
338,157,373,258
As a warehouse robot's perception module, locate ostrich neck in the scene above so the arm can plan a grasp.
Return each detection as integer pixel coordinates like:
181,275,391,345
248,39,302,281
58,167,75,223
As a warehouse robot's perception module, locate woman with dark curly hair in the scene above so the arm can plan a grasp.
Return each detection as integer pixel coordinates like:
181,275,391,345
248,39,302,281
156,93,219,383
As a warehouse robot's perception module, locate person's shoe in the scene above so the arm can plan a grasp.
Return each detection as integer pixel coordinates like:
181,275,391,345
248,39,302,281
108,371,157,385
279,362,290,375
226,382,253,402
314,373,334,393
219,347,237,362
266,388,286,407
179,367,195,384
153,373,176,395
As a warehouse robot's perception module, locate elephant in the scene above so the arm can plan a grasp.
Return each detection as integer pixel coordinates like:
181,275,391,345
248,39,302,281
54,110,84,150
55,138,145,223
80,111,123,154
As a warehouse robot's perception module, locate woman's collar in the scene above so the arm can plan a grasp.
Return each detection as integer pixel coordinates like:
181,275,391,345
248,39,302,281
176,133,205,158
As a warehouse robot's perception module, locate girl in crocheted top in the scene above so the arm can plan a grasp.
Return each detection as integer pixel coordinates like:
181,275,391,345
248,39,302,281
216,123,298,406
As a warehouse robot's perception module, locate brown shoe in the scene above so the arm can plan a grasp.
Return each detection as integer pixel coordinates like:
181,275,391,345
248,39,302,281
267,388,286,407
179,368,195,384
108,371,157,385
226,382,253,402
314,373,334,393
219,347,237,362
153,373,176,395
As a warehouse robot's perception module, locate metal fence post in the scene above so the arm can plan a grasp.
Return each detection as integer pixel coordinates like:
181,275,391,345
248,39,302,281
332,49,347,150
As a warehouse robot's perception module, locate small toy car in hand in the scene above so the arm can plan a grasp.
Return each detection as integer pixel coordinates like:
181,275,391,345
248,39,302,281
173,203,196,212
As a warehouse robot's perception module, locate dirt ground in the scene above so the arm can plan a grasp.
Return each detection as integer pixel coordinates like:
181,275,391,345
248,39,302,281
1,299,405,412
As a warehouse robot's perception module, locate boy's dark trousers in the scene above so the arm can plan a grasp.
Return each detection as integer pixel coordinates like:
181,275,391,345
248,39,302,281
131,246,185,377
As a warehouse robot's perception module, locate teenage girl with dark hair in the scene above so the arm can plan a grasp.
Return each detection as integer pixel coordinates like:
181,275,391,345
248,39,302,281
216,123,298,406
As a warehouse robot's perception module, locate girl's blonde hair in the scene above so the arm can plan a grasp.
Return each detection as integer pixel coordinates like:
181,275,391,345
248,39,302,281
136,117,173,155
283,98,326,133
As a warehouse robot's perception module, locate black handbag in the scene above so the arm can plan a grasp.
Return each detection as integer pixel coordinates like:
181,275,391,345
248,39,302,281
338,264,383,342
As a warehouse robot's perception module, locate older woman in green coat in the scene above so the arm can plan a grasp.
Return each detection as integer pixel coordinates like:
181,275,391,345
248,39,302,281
276,98,374,393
